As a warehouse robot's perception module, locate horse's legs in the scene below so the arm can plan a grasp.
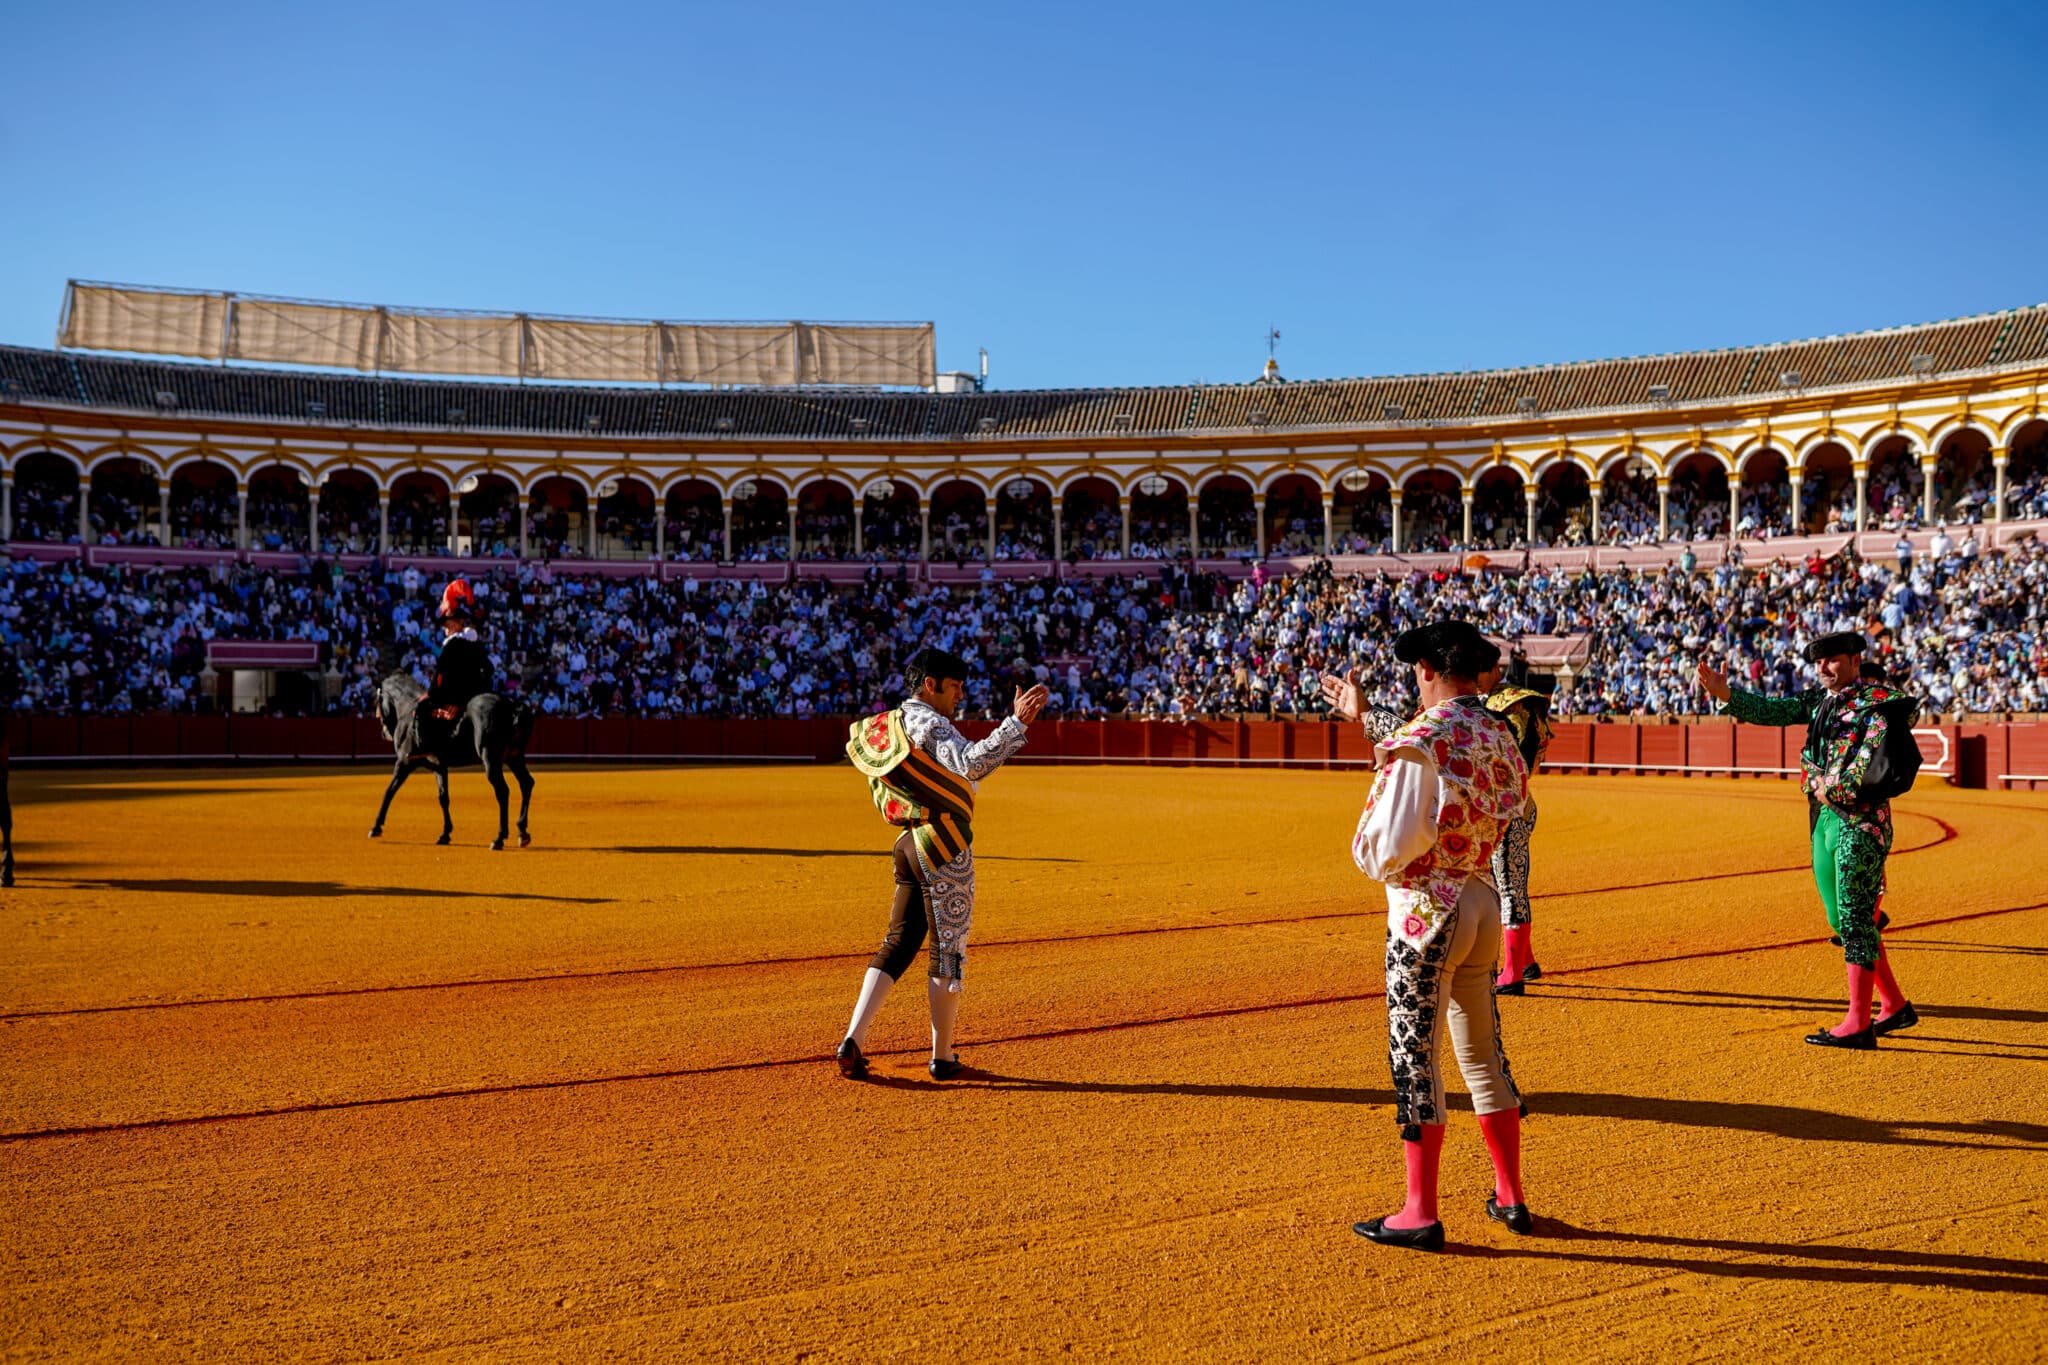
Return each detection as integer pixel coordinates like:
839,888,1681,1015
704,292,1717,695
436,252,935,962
434,765,453,845
486,753,511,852
510,754,535,847
370,760,416,838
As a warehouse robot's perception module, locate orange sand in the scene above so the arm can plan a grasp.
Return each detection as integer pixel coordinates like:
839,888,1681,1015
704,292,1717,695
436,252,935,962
2,765,2044,1361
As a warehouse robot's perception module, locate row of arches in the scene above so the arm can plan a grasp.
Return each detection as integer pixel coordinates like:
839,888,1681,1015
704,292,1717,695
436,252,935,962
6,423,2044,559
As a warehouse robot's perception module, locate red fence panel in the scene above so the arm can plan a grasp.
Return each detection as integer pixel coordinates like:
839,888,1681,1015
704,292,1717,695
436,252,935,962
1733,724,1784,776
1547,723,1592,769
1189,720,1235,764
2003,723,2048,791
678,718,724,758
129,716,178,757
629,718,679,757
26,717,78,758
78,717,132,758
1636,725,1685,773
1104,722,1147,762
1056,720,1104,760
531,717,587,757
179,716,229,757
585,717,634,756
1149,722,1196,764
1245,721,1286,763
1589,724,1638,774
1688,725,1734,772
353,717,390,759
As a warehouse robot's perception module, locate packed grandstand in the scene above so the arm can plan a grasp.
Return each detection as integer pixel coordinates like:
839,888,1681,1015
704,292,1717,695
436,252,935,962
3,301,2046,723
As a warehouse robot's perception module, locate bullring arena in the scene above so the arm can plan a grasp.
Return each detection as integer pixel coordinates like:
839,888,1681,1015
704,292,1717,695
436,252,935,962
4,292,2048,1360
3,760,2046,1359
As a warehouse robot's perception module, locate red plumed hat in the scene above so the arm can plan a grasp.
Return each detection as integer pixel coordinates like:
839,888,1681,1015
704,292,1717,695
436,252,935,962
437,579,478,621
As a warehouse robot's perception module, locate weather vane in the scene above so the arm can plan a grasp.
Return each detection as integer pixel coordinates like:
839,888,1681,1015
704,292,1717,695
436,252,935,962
1266,326,1282,361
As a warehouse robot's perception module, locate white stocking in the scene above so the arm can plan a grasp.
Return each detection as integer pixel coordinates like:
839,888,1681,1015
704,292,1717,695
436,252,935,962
845,967,894,1048
928,975,962,1061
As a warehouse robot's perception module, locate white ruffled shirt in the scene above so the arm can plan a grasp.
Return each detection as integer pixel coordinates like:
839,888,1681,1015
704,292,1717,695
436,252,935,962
1351,749,1441,882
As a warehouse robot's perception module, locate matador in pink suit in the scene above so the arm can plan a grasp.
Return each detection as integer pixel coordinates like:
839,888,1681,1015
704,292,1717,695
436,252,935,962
1321,620,1533,1251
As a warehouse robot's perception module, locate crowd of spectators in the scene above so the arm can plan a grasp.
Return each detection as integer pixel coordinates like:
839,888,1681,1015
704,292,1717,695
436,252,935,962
6,527,2044,723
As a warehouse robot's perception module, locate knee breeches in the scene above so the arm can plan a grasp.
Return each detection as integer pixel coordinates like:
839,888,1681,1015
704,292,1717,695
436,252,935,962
871,831,977,984
1384,876,1523,1135
1811,805,1889,968
1491,802,1536,928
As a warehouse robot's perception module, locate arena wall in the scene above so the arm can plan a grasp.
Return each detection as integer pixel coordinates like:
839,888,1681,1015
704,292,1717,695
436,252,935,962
10,716,2045,791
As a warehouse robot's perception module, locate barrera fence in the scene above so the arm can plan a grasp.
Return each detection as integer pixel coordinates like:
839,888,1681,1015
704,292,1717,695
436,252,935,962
5,716,2045,791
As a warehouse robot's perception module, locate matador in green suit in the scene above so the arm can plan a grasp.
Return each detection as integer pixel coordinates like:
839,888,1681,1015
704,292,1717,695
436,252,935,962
1696,632,1919,1049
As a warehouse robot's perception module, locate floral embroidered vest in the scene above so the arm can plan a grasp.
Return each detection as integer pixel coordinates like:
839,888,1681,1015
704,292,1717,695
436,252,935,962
1365,698,1529,948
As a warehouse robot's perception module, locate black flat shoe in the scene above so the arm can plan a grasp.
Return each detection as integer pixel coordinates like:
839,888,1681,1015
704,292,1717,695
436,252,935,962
1485,1197,1533,1235
1804,1025,1877,1050
1495,980,1525,997
1353,1216,1445,1251
835,1038,869,1079
928,1056,965,1081
1872,1002,1919,1036
1521,962,1542,982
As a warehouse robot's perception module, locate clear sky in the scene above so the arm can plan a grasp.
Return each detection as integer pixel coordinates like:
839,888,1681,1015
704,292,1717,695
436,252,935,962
3,0,2043,390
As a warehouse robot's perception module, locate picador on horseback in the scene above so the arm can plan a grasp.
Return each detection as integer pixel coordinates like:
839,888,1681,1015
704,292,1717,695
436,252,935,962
370,578,536,850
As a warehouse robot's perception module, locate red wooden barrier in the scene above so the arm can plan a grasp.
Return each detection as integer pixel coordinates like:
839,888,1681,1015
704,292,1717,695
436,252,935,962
1637,725,1686,773
79,717,132,758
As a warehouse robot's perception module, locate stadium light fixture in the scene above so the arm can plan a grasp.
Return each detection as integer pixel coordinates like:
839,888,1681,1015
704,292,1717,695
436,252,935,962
1248,407,1269,426
1004,478,1036,499
848,417,871,434
584,414,602,431
154,390,179,410
456,475,481,495
1339,469,1377,493
713,415,737,432
1110,413,1134,431
1382,404,1405,421
447,407,466,425
1646,384,1671,402
866,478,896,499
1515,396,1539,414
1907,353,1937,375
596,479,620,500
1138,474,1172,497
977,417,998,433
1778,370,1803,389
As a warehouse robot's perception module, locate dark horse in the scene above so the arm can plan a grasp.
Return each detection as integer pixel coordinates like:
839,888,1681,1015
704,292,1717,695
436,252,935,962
371,673,536,850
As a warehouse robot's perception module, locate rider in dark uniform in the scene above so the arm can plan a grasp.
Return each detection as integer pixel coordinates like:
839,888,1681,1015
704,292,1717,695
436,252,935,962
417,579,494,750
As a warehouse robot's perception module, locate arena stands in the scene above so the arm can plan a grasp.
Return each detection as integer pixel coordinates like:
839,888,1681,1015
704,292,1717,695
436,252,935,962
6,534,2042,723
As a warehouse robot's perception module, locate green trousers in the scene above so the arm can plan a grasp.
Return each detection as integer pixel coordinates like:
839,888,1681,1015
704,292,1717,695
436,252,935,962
1810,804,1888,967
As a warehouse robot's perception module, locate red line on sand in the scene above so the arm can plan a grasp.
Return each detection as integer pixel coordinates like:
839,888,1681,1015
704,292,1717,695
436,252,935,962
4,899,2042,1146
0,813,1962,1024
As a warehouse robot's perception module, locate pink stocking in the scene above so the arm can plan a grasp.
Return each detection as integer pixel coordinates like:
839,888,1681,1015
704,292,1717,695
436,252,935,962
1496,927,1530,988
1476,1108,1525,1206
1873,947,1908,1017
1385,1124,1445,1229
1832,963,1876,1037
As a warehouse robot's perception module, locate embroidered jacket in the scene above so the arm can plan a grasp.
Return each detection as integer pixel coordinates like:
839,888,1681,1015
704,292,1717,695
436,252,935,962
847,701,1028,867
1353,698,1529,949
1484,685,1553,774
1721,682,1899,840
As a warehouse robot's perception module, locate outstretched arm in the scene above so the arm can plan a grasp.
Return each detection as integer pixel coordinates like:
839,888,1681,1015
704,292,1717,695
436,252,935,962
1699,662,1817,727
906,692,1041,781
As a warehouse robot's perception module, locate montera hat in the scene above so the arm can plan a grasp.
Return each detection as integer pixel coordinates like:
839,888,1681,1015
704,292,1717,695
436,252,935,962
1803,631,1867,662
1392,620,1500,677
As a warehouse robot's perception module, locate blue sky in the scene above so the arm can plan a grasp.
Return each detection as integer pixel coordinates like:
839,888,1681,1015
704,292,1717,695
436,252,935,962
3,0,2043,390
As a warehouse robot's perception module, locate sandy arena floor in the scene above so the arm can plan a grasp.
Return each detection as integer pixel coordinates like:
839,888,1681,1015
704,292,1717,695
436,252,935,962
1,762,2045,1361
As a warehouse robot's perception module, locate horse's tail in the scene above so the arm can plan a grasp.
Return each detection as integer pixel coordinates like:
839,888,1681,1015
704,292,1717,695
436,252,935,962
377,673,419,744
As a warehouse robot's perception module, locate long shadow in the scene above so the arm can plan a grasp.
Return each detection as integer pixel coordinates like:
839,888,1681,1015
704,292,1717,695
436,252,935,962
21,784,277,804
1888,941,2048,958
1537,810,1955,898
1541,982,2048,1028
1455,1220,2048,1296
53,877,610,905
608,846,1080,862
956,1071,2048,1150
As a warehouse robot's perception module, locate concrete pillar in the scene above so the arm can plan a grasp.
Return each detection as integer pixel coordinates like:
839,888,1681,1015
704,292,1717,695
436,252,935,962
1324,495,1336,555
518,498,530,559
596,501,607,559
159,486,172,547
987,498,998,563
236,486,248,551
308,490,321,553
1461,490,1473,548
1390,492,1405,553
445,490,457,555
1052,504,1063,561
655,508,667,561
1188,500,1200,559
1727,484,1739,541
1657,481,1670,540
721,499,733,563
784,504,796,562
1523,488,1537,545
1993,451,2008,524
82,478,95,544
1590,487,1603,541
1921,457,1938,523
1120,497,1131,560
1788,474,1802,533
1854,467,1869,532
1254,493,1267,558
853,503,864,556
1,476,10,541
919,501,930,562
378,494,390,555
